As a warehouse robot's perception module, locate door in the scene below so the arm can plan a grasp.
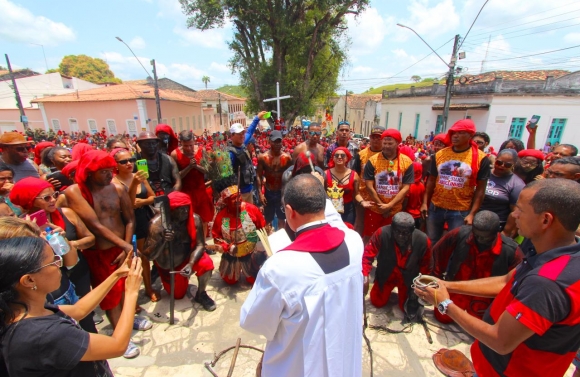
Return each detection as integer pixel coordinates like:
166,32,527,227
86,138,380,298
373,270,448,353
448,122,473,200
546,118,567,145
398,112,403,131
509,117,526,139
414,114,420,139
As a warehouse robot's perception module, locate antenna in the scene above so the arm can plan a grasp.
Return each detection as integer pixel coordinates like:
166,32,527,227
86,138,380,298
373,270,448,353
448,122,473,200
480,35,491,74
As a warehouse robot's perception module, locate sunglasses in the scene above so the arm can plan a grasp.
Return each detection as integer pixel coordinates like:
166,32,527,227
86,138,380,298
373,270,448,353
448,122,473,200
494,160,513,168
28,254,63,274
35,192,59,202
117,158,137,165
309,131,322,136
13,145,32,152
334,153,347,159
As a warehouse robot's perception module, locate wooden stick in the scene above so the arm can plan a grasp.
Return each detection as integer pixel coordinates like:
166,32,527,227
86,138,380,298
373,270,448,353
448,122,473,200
227,338,242,377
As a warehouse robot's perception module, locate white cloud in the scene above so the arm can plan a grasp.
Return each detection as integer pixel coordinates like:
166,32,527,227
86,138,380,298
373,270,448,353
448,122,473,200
129,36,146,50
392,49,409,58
156,62,206,81
346,8,393,55
100,51,153,80
0,0,75,46
173,25,228,49
352,66,374,74
156,0,184,19
564,32,580,44
209,62,230,73
397,0,460,40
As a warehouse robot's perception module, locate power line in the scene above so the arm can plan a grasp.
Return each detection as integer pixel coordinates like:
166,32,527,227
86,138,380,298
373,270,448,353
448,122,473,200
459,44,580,63
466,21,580,45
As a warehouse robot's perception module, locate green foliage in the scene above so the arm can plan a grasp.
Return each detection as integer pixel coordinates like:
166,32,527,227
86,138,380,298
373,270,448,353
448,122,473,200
217,85,248,98
363,81,433,94
411,75,421,82
202,75,210,89
45,68,59,74
49,55,122,84
180,0,370,125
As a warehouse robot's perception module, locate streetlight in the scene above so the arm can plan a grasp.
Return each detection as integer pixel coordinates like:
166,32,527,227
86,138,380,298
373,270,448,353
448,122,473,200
115,36,162,123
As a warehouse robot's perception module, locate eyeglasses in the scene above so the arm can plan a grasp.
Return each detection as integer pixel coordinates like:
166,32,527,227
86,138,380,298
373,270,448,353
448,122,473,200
309,131,322,136
13,145,32,152
519,159,538,167
334,153,347,159
117,158,137,165
494,160,513,168
35,192,59,202
28,254,63,274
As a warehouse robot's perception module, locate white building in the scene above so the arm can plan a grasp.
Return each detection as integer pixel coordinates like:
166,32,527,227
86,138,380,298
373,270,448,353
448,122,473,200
332,94,382,135
379,70,580,150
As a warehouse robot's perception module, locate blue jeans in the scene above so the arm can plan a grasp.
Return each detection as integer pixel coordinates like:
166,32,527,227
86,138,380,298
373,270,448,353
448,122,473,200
54,282,80,306
426,203,470,245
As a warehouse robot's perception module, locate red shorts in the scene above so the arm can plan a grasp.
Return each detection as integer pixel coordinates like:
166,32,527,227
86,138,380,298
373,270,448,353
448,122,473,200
186,190,214,223
155,252,214,299
363,209,393,237
369,273,408,312
83,247,126,311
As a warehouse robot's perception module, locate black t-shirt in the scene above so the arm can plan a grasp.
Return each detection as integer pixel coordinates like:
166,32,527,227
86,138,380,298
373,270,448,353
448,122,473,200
1,304,113,377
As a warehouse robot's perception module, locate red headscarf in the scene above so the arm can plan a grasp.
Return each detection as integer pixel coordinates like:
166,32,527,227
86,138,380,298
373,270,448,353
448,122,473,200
155,124,178,155
168,191,196,248
448,119,480,186
292,152,316,176
328,147,352,168
399,146,416,162
412,161,423,184
518,149,545,161
76,150,117,206
109,148,128,159
10,177,66,229
71,143,94,160
381,129,402,144
433,133,451,146
34,142,55,165
61,160,78,180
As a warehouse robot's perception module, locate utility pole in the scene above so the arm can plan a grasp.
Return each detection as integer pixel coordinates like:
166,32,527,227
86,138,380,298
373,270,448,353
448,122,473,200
218,92,223,132
5,54,29,130
441,34,461,132
150,59,162,123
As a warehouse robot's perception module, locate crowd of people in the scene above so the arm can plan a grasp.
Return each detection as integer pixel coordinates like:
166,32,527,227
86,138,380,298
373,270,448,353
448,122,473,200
0,112,579,376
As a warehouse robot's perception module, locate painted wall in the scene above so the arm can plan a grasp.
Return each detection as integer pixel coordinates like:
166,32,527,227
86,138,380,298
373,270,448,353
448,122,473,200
0,108,44,133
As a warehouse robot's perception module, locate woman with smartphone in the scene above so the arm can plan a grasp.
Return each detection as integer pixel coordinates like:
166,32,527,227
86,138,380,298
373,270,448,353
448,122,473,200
0,234,143,376
9,177,97,332
110,148,159,302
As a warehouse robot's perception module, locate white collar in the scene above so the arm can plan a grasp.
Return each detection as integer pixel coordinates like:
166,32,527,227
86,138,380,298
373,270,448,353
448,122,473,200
296,219,328,233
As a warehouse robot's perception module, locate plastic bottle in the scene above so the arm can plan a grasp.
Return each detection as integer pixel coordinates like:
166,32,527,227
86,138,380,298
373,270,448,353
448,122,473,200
45,227,70,256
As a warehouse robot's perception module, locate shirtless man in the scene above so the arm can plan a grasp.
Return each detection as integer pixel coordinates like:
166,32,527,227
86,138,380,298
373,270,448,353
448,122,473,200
64,150,151,358
292,123,325,169
256,130,293,229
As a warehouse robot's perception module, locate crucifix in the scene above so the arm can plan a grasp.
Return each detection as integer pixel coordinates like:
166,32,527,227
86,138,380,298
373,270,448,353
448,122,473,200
263,82,292,121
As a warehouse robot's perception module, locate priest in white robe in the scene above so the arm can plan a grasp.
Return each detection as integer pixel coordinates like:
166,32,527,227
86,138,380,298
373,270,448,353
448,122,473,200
240,174,364,377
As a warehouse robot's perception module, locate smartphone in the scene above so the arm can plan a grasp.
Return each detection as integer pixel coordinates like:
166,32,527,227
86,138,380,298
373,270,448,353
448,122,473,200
46,171,74,188
529,115,541,129
135,159,149,177
28,210,48,227
131,234,138,258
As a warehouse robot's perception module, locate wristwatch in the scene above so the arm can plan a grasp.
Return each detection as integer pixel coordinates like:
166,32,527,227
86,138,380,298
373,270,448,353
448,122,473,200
437,299,453,315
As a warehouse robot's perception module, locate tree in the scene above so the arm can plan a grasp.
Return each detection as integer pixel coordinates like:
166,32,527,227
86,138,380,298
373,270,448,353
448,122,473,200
411,75,421,83
202,75,210,89
180,0,370,125
48,55,121,84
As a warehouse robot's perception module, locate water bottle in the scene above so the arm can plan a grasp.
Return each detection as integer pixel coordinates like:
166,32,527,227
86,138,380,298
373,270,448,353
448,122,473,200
45,227,70,256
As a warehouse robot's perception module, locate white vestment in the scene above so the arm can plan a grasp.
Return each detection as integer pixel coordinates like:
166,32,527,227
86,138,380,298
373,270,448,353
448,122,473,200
240,224,364,377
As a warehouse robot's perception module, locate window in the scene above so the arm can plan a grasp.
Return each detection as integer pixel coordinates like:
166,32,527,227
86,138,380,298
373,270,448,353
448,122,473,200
106,119,117,134
186,117,190,130
51,119,61,131
199,115,202,129
398,112,403,131
414,114,420,138
88,119,98,134
466,115,472,119
179,117,183,131
162,118,168,124
150,120,158,129
171,118,176,131
509,117,526,139
385,112,389,127
435,115,443,134
126,120,137,134
546,118,567,145
68,118,78,133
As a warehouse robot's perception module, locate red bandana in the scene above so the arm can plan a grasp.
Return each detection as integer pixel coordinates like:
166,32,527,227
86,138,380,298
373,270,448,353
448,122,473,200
168,191,196,248
76,150,117,206
10,177,65,229
155,124,178,155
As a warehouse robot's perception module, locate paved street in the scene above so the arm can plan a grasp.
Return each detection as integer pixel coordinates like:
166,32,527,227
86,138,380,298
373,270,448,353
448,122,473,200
98,252,575,377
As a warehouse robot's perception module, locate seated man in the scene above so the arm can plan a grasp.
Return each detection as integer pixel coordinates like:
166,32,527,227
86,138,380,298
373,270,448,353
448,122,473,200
432,210,522,323
143,191,216,311
363,212,431,320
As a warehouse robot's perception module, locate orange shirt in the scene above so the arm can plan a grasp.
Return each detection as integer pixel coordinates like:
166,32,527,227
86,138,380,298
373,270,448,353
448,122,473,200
366,153,413,214
358,147,381,201
432,147,487,211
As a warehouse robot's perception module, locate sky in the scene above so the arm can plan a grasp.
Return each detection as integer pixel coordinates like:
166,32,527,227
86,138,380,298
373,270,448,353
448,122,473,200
1,0,579,94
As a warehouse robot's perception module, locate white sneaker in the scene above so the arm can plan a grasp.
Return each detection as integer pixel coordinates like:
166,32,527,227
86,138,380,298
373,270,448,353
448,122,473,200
123,341,140,359
133,316,153,331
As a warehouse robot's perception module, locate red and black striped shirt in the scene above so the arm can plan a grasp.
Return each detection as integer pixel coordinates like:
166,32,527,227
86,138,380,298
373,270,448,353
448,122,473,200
471,239,580,377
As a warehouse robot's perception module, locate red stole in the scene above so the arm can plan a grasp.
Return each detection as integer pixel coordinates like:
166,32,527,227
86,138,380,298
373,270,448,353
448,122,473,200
280,223,345,253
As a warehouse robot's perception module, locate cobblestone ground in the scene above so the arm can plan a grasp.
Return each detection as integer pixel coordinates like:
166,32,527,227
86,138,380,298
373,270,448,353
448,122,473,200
97,252,575,377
